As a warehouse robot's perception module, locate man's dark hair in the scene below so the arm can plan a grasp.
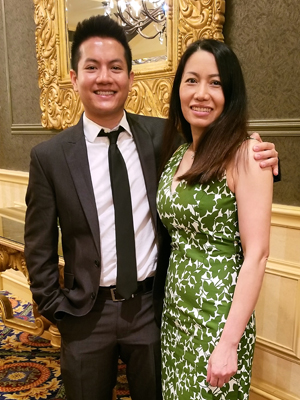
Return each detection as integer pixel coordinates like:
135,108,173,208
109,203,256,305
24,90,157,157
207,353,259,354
71,15,132,74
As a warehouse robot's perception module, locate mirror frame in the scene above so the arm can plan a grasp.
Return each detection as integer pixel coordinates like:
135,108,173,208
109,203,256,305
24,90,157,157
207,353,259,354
33,0,225,130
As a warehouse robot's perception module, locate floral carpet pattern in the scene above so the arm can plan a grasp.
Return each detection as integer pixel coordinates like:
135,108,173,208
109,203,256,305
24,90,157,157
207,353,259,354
0,291,131,400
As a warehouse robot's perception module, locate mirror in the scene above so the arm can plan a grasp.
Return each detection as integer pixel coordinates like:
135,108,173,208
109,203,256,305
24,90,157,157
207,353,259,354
66,0,168,67
33,0,225,130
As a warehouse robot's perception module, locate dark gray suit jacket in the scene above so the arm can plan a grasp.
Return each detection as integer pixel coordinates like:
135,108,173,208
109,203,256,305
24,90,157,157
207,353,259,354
24,112,169,325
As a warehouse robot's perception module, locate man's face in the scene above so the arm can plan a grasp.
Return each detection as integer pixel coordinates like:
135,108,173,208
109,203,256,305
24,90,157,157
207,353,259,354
70,37,134,129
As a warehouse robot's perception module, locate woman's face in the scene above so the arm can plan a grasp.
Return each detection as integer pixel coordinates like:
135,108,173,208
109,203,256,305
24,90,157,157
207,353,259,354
179,49,225,138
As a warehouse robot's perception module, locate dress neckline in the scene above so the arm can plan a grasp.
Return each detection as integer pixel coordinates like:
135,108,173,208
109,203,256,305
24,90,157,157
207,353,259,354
170,144,190,195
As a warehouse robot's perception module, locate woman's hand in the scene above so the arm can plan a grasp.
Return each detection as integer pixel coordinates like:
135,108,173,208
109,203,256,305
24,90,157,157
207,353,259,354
206,342,238,388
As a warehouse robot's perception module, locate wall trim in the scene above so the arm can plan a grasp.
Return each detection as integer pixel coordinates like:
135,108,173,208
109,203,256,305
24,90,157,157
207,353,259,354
9,120,300,138
0,169,29,185
10,119,300,136
251,379,300,400
11,124,58,136
249,119,300,136
271,204,300,229
256,256,300,363
255,336,300,366
266,258,300,279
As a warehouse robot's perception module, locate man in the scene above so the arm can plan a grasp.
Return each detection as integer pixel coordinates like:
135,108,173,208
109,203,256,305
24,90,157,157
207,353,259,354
24,15,278,400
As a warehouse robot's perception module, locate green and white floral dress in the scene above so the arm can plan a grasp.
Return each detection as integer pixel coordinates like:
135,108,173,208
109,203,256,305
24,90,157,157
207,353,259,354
157,144,255,400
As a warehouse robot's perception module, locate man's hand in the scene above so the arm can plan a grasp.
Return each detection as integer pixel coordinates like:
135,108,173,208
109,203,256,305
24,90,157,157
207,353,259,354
250,132,279,176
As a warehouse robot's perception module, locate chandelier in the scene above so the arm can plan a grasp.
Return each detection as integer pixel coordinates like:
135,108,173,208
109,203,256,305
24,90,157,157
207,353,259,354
103,0,167,43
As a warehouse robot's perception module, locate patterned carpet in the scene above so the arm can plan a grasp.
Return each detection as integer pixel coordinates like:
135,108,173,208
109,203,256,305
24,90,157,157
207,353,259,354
0,291,131,400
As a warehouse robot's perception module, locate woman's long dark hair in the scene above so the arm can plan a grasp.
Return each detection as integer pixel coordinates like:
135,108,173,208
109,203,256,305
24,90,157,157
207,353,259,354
160,39,249,184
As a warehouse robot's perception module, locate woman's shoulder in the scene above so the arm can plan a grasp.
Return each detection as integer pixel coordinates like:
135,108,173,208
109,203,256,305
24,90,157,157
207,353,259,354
237,137,260,164
236,137,272,178
239,136,259,149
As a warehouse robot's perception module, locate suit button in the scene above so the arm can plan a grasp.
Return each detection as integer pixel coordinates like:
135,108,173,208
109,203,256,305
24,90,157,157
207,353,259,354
94,260,100,268
91,292,96,300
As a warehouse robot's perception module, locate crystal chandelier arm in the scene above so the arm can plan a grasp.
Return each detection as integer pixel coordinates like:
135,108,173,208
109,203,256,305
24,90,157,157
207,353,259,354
115,0,166,40
140,0,166,24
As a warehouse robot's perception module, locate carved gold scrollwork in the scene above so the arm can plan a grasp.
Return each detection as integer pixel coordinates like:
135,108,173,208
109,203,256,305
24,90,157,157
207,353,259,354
0,294,47,337
0,239,62,347
0,244,30,283
126,78,173,118
179,0,225,48
33,0,225,128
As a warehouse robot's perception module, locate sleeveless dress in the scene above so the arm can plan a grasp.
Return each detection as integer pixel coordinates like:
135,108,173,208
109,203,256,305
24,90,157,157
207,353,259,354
156,144,256,400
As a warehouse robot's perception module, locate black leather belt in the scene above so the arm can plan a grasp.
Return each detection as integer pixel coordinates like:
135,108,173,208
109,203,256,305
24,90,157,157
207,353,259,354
99,276,154,302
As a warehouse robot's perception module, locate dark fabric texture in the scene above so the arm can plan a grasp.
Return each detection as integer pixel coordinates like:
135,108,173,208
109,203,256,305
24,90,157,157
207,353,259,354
24,112,168,325
58,291,161,400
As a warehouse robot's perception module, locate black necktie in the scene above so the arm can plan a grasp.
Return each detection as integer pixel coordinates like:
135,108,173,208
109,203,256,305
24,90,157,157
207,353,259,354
98,126,137,299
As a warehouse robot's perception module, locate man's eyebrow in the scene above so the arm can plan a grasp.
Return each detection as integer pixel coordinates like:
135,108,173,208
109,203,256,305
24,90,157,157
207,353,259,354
108,58,126,64
83,58,98,64
82,58,125,64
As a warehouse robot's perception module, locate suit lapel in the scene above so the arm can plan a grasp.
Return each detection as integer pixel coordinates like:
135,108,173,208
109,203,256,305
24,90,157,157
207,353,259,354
127,113,158,230
62,118,101,255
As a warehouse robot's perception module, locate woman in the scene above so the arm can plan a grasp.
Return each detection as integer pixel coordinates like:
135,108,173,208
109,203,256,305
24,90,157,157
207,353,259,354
156,39,273,399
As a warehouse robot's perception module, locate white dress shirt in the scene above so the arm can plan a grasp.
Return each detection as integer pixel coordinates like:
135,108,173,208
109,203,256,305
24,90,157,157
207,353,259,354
83,113,158,286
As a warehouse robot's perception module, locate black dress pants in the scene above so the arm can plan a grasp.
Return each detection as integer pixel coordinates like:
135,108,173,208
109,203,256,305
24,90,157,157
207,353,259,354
57,290,162,400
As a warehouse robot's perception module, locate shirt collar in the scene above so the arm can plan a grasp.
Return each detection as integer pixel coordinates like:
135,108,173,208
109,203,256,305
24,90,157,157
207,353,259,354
83,112,132,143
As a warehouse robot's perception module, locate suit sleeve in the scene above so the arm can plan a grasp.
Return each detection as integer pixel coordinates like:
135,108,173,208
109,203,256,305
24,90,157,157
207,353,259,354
24,146,65,324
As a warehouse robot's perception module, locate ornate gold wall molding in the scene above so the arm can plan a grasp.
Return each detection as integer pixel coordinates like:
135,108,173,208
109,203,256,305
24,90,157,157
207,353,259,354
0,236,63,347
33,0,225,129
178,0,225,46
0,239,29,282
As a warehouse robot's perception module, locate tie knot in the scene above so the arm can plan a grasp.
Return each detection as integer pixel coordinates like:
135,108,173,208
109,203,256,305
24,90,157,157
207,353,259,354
98,126,124,144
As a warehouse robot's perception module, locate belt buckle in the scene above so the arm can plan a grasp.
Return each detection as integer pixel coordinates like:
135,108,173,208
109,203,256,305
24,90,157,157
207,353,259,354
110,287,125,302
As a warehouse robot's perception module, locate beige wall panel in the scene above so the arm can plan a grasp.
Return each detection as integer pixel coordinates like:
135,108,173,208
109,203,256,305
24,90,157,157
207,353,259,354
0,181,27,209
256,272,298,351
270,226,300,265
251,204,300,400
0,170,28,208
252,348,300,399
